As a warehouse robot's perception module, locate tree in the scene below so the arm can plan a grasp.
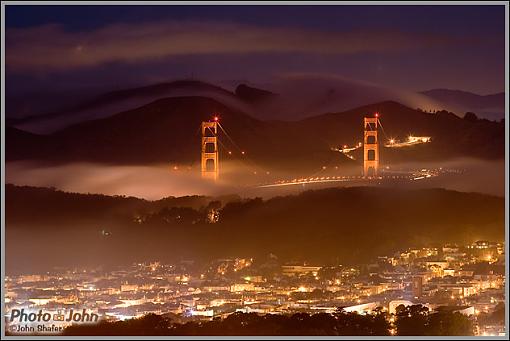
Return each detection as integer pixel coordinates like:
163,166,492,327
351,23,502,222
395,305,473,336
395,304,429,335
427,311,473,336
478,302,505,326
464,112,479,122
63,310,472,336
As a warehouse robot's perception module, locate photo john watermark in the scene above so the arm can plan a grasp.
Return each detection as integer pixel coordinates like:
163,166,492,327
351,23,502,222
7,307,100,334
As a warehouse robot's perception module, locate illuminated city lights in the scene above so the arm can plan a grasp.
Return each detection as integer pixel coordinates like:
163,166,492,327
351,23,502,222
4,240,503,335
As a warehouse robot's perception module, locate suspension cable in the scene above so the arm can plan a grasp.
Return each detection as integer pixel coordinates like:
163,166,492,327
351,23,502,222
206,125,263,174
377,118,390,141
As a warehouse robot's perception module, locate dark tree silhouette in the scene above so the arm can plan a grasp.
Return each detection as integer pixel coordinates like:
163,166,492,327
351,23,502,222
395,304,430,335
395,304,473,336
61,308,474,336
63,312,390,336
464,112,479,122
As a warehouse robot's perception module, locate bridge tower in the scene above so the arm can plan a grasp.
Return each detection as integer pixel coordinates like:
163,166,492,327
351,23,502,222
363,115,379,178
201,119,219,180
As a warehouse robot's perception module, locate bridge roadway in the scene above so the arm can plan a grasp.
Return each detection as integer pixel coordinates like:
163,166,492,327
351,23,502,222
257,170,439,188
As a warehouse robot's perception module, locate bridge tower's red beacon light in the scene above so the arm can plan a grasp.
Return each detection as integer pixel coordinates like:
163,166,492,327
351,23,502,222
375,112,379,118
213,116,219,122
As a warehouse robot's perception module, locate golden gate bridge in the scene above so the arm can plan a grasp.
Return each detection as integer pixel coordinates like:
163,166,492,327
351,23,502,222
196,113,446,189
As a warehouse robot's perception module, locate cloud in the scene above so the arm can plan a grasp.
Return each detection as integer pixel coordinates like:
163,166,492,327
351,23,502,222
6,20,457,71
5,160,280,200
242,72,447,120
6,157,505,200
6,161,223,199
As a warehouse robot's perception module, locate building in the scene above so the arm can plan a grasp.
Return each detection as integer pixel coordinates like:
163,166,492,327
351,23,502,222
281,265,322,277
412,276,423,298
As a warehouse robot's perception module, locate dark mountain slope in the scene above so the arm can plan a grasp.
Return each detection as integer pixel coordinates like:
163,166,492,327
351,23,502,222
420,89,505,121
6,185,504,273
6,96,338,170
302,101,504,161
6,99,504,169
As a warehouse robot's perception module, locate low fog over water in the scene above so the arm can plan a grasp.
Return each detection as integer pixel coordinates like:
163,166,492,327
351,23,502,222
6,158,505,199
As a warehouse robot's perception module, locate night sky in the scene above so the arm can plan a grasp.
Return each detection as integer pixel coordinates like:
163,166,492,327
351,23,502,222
5,4,506,98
